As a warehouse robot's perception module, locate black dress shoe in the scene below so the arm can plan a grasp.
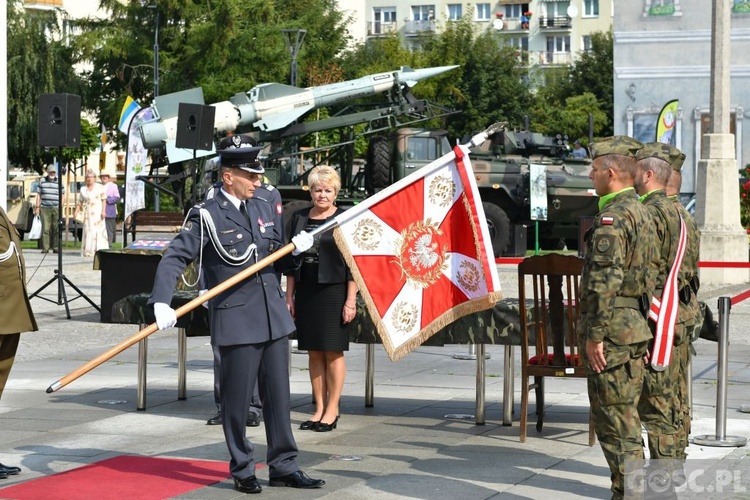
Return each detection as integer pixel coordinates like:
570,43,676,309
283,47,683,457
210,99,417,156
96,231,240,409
206,411,222,425
312,416,339,432
0,469,7,479
234,475,262,494
299,419,319,430
0,464,20,475
269,470,325,489
246,413,260,427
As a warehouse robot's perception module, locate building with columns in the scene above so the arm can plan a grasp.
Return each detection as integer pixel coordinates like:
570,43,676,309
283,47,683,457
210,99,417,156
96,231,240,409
613,0,750,195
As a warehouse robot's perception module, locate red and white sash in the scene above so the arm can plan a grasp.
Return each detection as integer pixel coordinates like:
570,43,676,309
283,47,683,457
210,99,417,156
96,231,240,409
648,213,686,371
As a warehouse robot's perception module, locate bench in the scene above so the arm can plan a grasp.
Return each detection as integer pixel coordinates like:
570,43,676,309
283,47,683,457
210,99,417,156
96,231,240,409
128,210,185,240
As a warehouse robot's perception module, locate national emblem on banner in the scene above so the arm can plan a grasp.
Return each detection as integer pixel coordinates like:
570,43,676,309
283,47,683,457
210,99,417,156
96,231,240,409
333,145,503,361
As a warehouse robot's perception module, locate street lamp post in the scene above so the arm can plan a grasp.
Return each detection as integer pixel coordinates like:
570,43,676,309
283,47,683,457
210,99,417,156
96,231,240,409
140,1,160,209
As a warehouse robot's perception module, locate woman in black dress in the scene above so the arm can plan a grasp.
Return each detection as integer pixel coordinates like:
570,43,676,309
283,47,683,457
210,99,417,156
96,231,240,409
287,166,357,432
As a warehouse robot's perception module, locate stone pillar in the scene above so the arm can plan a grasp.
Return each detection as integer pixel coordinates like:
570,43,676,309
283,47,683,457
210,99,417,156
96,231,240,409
696,0,749,285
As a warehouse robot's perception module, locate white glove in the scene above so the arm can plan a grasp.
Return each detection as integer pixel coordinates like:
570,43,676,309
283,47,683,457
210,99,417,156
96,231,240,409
199,289,209,309
153,302,177,330
291,230,314,256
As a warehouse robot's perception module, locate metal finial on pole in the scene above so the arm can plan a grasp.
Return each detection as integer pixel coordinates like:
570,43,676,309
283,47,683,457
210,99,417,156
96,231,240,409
281,29,307,88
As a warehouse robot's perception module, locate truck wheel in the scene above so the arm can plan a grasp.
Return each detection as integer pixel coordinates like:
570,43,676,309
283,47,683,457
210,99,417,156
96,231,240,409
365,136,391,193
483,203,510,258
282,200,313,238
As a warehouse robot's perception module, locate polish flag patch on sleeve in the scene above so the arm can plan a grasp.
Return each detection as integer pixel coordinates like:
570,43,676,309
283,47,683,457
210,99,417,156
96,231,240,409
601,216,614,225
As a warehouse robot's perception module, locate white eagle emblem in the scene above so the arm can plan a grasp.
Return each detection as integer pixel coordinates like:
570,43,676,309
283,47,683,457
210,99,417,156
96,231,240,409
408,233,439,270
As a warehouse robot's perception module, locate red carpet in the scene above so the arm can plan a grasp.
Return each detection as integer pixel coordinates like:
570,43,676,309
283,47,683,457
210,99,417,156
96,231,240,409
0,456,232,500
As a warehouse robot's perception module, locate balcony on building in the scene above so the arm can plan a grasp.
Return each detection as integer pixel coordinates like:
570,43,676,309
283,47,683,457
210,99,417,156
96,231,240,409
535,51,573,66
538,16,572,30
500,17,530,31
404,19,436,35
368,21,398,36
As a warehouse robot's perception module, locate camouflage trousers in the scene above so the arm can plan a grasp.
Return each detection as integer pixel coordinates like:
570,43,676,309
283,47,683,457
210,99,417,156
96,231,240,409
638,326,691,460
587,340,649,500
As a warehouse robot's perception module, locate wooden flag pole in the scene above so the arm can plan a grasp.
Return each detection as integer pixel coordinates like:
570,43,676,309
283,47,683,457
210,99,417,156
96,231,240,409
46,242,299,393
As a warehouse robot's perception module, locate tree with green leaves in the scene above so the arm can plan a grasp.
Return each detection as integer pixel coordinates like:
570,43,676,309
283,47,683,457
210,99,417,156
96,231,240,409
7,0,86,171
529,30,614,139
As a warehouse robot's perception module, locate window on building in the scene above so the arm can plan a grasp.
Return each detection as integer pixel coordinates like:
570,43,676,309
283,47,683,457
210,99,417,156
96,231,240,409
373,7,397,34
447,4,463,20
582,35,593,52
583,0,599,17
542,1,570,18
476,3,491,21
412,5,435,21
503,3,530,18
507,37,530,51
545,35,571,63
701,112,737,140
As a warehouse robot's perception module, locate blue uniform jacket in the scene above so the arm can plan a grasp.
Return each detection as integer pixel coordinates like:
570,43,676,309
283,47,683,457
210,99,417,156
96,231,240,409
149,190,295,346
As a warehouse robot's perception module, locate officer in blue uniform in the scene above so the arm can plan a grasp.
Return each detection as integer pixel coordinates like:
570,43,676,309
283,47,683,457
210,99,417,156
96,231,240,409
203,137,283,429
149,135,322,494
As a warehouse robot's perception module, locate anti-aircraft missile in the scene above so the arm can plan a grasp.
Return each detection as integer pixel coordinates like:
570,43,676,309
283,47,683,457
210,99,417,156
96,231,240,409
139,65,458,150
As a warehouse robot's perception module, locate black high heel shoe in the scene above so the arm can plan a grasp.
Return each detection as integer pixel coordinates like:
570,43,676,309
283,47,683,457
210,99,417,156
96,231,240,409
299,420,319,430
312,416,339,432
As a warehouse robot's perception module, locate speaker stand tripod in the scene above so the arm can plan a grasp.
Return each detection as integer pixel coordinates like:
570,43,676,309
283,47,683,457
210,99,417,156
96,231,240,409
30,157,100,319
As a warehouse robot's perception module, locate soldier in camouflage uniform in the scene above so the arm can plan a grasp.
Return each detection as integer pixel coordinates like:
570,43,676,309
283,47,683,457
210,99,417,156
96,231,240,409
665,152,702,458
580,136,658,500
633,143,687,465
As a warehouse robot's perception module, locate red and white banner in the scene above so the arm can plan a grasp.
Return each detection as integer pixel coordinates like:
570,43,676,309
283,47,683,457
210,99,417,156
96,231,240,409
333,144,503,361
648,213,687,370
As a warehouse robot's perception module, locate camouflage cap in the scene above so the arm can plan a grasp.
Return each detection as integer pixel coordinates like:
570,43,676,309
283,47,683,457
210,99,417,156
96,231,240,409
636,142,686,171
589,136,643,159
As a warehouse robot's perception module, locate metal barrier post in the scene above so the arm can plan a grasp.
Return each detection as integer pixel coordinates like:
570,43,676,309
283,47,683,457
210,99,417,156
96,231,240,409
475,344,486,425
693,296,747,447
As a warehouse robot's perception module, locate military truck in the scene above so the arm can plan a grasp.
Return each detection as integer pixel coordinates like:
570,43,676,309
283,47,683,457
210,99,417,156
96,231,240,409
348,128,596,257
6,170,42,239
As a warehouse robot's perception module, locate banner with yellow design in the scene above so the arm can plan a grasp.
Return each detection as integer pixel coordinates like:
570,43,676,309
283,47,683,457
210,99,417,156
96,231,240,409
656,99,678,146
333,143,503,361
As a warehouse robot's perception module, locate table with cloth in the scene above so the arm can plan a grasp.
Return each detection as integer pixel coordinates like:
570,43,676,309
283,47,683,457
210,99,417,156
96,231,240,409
111,291,528,422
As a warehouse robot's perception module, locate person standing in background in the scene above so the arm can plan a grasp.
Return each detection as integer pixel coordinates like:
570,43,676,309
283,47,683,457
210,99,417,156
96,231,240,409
287,166,357,433
572,140,588,159
100,170,120,244
75,169,109,258
35,164,64,253
0,205,38,478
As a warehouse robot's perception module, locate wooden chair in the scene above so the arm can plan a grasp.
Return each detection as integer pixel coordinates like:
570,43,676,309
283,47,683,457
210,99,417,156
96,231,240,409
518,253,595,446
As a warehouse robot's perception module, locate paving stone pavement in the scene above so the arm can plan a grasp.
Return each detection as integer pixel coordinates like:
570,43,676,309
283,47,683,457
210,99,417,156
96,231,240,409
1,246,749,499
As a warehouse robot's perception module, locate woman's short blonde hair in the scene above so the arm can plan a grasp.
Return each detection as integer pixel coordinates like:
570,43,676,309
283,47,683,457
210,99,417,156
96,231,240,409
307,166,341,194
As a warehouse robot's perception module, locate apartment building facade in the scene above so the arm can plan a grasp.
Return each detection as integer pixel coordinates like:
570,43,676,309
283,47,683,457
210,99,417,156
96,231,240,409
364,1,612,71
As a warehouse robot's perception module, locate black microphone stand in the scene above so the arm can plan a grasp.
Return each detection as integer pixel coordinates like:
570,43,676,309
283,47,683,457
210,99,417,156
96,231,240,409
30,153,100,319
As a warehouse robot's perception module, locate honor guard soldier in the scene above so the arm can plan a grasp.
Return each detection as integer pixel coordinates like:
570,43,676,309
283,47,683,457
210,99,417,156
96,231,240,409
664,149,702,458
149,135,323,494
580,136,659,500
634,143,691,473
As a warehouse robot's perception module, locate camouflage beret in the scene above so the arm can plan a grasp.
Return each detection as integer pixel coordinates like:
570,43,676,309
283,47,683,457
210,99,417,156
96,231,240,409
589,136,643,159
636,142,686,172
